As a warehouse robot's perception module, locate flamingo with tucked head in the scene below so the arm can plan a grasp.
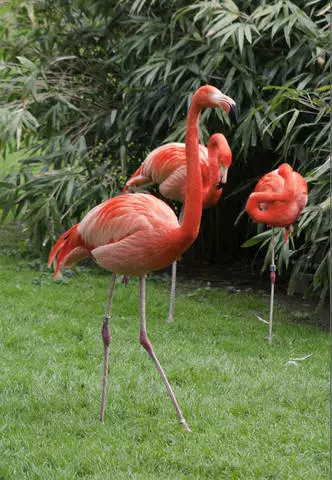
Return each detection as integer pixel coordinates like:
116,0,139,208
124,133,234,322
246,163,308,343
48,85,237,432
246,163,308,238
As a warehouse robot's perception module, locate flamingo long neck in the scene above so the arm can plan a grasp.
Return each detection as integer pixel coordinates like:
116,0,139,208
204,145,222,208
178,103,203,246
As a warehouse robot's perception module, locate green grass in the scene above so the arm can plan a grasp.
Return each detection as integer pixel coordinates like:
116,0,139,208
0,252,329,480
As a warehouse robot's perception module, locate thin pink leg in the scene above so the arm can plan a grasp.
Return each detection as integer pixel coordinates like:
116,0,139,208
168,205,184,323
139,276,191,432
100,273,116,423
268,227,276,345
168,260,177,323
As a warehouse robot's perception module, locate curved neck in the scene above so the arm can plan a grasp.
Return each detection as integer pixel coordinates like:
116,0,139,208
246,185,293,225
178,103,203,245
203,144,222,208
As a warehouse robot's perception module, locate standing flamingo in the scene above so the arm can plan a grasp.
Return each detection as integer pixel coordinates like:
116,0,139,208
48,85,238,432
246,163,308,343
123,133,233,322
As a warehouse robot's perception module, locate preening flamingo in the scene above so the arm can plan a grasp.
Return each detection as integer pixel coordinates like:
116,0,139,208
124,133,234,322
48,85,236,432
246,163,308,343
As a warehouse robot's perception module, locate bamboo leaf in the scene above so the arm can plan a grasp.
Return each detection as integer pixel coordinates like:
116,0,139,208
285,109,299,136
241,230,273,248
16,56,38,72
64,178,74,205
237,25,244,55
244,24,252,43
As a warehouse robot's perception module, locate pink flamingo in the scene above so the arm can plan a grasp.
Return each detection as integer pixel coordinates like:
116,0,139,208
246,163,308,343
48,85,237,432
124,133,233,322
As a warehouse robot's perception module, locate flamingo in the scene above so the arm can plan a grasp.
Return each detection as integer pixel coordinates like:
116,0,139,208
48,85,238,432
123,133,233,322
245,163,308,343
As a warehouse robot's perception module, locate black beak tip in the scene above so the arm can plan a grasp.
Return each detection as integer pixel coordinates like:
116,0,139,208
229,104,239,124
216,180,223,190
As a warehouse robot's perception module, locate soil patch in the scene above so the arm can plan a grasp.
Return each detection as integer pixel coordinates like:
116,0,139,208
163,258,329,330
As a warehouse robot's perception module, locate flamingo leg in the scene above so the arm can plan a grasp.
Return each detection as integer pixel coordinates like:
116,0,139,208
268,228,276,345
139,276,191,432
100,272,117,423
168,260,177,323
168,205,184,323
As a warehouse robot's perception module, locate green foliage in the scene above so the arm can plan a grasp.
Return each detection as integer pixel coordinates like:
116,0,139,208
0,1,129,250
0,0,330,302
118,0,328,158
0,145,121,255
289,158,330,309
242,227,296,274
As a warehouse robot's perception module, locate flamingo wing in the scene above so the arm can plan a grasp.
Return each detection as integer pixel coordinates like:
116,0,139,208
124,143,208,202
50,193,180,278
255,170,283,194
292,172,308,211
80,193,180,276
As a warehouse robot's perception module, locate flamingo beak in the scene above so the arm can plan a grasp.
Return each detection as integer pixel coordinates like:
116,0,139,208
210,92,238,124
229,104,238,124
216,167,228,189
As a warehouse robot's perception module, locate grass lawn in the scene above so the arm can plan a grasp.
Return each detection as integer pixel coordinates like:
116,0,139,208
0,228,330,479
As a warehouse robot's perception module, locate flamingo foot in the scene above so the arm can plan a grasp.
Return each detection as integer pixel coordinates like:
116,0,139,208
121,275,129,286
180,419,192,433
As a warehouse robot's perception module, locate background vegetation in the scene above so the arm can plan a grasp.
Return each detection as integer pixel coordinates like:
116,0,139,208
0,0,330,305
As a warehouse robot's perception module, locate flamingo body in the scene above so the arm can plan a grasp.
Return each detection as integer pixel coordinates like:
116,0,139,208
124,134,232,209
246,164,308,228
49,193,187,278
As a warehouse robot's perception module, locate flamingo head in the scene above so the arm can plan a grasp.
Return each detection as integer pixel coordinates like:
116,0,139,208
193,85,238,124
208,133,233,189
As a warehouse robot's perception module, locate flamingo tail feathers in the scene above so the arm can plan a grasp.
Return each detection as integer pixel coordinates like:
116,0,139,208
123,166,155,193
122,166,144,193
48,224,89,279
